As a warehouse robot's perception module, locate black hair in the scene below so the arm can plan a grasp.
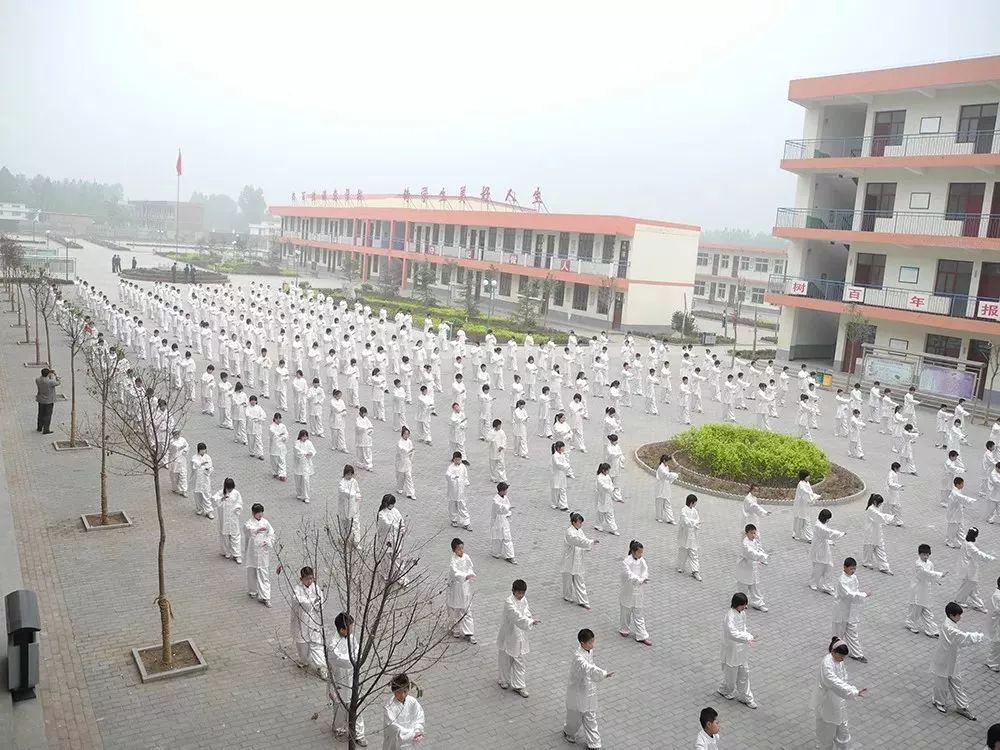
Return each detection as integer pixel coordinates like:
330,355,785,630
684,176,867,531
379,493,396,511
744,523,757,534
844,556,856,568
569,512,584,524
966,527,979,542
829,637,849,656
390,673,410,692
251,503,264,514
334,612,354,632
699,707,718,730
577,628,594,644
731,592,748,608
685,494,697,507
628,539,643,554
343,464,355,477
818,508,832,523
945,601,963,618
891,461,900,471
918,543,931,555
451,537,464,551
300,565,314,579
512,579,527,593
866,493,883,508
798,469,810,480
223,477,236,492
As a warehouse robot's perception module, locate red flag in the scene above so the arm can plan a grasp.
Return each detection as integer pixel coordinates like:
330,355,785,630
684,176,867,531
176,149,183,177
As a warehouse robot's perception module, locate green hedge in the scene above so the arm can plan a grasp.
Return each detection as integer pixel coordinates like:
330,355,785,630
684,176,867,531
673,424,829,483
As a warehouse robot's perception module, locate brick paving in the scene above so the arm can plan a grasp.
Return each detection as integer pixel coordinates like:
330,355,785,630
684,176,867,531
1,238,997,749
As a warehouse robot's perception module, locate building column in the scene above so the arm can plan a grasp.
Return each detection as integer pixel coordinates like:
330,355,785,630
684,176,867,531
389,220,395,251
401,257,408,290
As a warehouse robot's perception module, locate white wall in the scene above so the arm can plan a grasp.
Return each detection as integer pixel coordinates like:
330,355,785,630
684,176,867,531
623,224,699,326
864,86,1000,141
855,170,998,217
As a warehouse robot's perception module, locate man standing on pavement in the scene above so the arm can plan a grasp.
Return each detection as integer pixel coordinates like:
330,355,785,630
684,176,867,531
35,367,60,434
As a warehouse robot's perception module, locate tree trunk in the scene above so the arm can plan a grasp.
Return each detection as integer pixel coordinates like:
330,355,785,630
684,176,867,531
43,316,52,366
69,353,77,446
33,302,40,363
100,400,108,525
153,470,172,667
18,284,28,341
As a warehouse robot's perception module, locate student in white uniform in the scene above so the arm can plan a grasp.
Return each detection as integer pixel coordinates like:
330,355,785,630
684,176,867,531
329,612,367,746
306,378,326,437
337,464,362,547
562,628,612,750
449,402,468,456
860,493,895,574
793,469,820,542
593,463,619,535
355,406,374,471
268,412,288,480
490,482,516,564
815,637,867,750
242,502,275,607
946,476,977,549
619,539,652,645
561,513,598,609
677,494,702,581
496,578,539,698
200,364,217,414
212,477,243,563
168,428,189,497
988,577,1000,672
953,527,996,613
847,408,865,459
736,524,769,611
395,426,417,500
695,707,721,750
741,484,771,543
512,400,529,458
190,442,214,517
832,557,870,663
905,543,948,637
246,395,266,459
487,418,508,483
446,537,477,644
329,389,349,453
382,673,425,749
809,509,845,594
654,454,679,524
290,566,327,679
886,461,904,525
718,591,757,709
550,441,575,511
231,382,249,445
446,452,472,531
292,429,316,503
931,602,986,720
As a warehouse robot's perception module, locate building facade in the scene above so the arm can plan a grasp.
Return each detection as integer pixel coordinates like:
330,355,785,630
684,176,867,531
128,201,205,238
694,242,787,320
269,194,699,329
768,55,1000,393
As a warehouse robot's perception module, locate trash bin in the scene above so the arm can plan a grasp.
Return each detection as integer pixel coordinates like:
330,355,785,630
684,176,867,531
6,589,41,702
813,371,825,385
822,372,833,387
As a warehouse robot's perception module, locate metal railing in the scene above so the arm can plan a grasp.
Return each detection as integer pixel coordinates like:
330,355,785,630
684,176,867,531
775,207,1000,239
767,273,1000,323
783,129,1000,160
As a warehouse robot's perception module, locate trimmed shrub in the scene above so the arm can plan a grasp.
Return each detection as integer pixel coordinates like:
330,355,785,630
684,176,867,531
673,424,829,483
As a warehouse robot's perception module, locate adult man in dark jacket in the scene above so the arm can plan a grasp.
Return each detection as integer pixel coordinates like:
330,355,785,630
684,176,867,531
35,367,60,434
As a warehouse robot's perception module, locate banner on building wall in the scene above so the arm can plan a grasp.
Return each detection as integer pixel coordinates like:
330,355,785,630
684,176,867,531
862,356,917,386
559,259,572,272
787,279,808,296
843,286,865,303
904,292,929,311
976,300,1000,320
918,365,978,399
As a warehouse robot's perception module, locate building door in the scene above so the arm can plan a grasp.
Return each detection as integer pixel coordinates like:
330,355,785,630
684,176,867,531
841,323,876,374
968,339,990,398
711,254,720,275
730,256,740,278
546,235,555,269
862,183,897,231
870,109,905,156
534,234,544,268
617,240,630,279
957,103,998,154
946,183,986,237
978,262,1000,300
934,259,974,317
989,183,1000,239
612,293,624,330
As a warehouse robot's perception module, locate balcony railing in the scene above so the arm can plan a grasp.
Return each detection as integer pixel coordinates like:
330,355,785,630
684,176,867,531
276,233,628,277
783,129,1000,160
767,273,1000,323
775,207,1000,240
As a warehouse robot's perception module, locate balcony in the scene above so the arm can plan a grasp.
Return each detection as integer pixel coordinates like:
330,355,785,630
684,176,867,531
783,129,1000,160
775,207,1000,246
766,273,1000,328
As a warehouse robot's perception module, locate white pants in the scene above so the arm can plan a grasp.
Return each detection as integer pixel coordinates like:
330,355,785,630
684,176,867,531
757,413,771,431
552,487,568,510
815,718,851,749
737,582,766,609
270,452,287,478
308,412,324,437
332,426,347,452
946,522,963,547
233,418,247,445
357,445,373,470
171,468,187,494
655,497,674,523
564,709,600,749
277,386,288,410
497,650,527,689
296,640,326,673
987,639,1000,670
194,491,212,516
595,510,618,533
619,605,649,640
676,547,699,574
247,566,270,602
201,395,215,415
514,434,527,457
249,431,264,458
954,579,985,610
886,500,903,525
448,606,474,636
417,419,431,443
810,562,833,590
331,694,365,740
562,573,588,606
848,439,863,458
905,604,939,636
490,457,507,482
396,470,416,499
449,497,471,528
861,543,890,572
793,516,814,541
219,531,240,560
719,663,753,703
832,620,864,659
294,473,311,501
932,675,970,710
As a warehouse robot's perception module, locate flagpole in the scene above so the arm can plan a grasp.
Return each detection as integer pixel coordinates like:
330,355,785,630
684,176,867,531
175,169,180,255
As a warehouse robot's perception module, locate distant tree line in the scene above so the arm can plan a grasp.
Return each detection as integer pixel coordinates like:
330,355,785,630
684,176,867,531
0,166,125,222
700,227,787,248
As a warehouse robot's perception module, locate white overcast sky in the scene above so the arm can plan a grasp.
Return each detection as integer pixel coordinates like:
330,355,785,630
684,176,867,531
2,0,999,230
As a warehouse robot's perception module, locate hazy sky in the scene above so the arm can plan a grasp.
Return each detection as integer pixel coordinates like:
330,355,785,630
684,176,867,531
2,1,999,230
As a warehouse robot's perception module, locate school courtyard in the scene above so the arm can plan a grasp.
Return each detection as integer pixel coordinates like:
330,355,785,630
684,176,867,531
2,238,997,749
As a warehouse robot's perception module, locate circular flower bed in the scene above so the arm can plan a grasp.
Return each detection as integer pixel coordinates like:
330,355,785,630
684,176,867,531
635,425,864,504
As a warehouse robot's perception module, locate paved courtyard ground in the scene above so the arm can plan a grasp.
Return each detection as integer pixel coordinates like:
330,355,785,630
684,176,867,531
2,239,998,749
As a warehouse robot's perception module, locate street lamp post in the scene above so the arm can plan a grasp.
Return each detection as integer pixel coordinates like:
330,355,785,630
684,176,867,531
484,275,498,326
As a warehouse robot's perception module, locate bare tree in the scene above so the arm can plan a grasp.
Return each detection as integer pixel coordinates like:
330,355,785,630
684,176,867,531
99,362,191,667
56,304,91,447
83,343,131,525
0,236,24,316
276,513,461,750
26,271,56,366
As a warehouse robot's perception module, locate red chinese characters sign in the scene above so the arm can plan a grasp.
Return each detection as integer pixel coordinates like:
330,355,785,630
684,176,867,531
905,293,929,311
787,280,808,296
977,300,1000,320
844,286,864,303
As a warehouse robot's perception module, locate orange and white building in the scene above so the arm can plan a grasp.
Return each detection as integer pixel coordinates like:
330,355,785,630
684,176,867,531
268,193,699,329
769,55,1000,385
694,242,787,320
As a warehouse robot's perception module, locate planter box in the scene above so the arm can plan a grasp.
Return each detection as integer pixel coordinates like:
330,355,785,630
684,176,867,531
52,439,93,452
81,511,133,531
131,639,208,683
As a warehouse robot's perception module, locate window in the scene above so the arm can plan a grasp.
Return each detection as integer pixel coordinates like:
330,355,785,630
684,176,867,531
925,333,961,359
871,109,905,155
488,227,497,249
444,225,455,245
957,103,998,154
502,228,515,251
740,257,751,271
714,283,727,301
888,338,909,351
909,192,931,210
440,264,451,286
370,255,380,273
456,267,465,284
596,285,611,315
696,252,709,267
898,266,919,284
498,272,512,296
754,258,769,273
720,255,730,269
750,287,765,304
693,280,706,296
572,283,589,311
854,252,886,287
862,182,897,230
772,260,784,275
522,230,532,253
602,235,615,263
919,117,941,134
553,281,566,307
577,233,595,261
558,232,570,258
459,226,468,246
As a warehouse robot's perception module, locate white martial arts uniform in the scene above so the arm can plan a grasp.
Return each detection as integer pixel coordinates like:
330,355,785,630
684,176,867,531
190,452,214,516
809,520,845,593
381,694,424,749
618,554,649,641
213,488,243,561
677,504,701,576
654,462,678,523
496,593,534,690
290,581,326,676
292,438,316,502
832,572,868,659
719,606,755,706
905,556,945,636
446,461,472,529
490,492,515,561
931,617,985,713
814,652,860,750
563,645,608,749
735,535,769,610
446,552,475,637
561,525,595,606
242,516,275,602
